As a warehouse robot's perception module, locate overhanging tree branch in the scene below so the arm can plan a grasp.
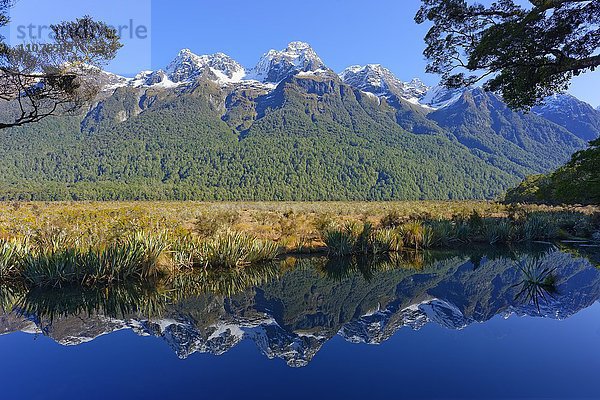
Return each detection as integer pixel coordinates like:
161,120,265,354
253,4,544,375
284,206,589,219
0,2,122,130
416,0,600,110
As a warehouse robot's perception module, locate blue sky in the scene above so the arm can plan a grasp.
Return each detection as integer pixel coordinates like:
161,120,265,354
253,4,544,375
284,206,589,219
5,0,600,106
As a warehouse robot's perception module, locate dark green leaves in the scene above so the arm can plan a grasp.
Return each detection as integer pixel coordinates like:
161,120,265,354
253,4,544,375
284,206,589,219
416,0,599,110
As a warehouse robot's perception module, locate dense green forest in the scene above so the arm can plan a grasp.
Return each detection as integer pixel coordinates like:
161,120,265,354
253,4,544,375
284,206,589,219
506,138,600,205
0,74,591,201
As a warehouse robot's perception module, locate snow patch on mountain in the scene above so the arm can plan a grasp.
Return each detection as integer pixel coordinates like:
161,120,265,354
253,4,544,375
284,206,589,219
532,93,600,141
419,85,466,109
96,41,468,111
105,42,326,92
340,64,429,104
534,93,600,119
130,70,179,89
247,41,326,84
93,41,593,120
104,49,249,91
165,49,247,85
338,64,467,110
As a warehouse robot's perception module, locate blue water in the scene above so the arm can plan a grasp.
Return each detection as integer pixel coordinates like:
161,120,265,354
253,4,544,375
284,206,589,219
1,247,599,399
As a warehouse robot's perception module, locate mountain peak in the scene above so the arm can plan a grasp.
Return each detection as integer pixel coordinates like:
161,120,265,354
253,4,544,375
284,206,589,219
532,93,600,141
286,41,312,52
340,64,429,103
165,49,246,84
248,41,325,84
177,48,194,57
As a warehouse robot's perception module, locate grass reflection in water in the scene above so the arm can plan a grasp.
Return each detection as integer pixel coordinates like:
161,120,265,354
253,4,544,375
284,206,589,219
513,255,559,314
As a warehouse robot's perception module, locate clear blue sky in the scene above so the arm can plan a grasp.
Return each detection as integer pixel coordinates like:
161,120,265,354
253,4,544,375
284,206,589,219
6,0,600,107
151,0,433,82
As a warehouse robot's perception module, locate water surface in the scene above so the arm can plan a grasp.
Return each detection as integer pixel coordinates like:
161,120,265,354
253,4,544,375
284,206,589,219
1,245,599,399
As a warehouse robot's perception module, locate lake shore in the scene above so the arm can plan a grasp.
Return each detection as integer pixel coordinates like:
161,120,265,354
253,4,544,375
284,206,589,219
0,201,598,288
1,201,598,251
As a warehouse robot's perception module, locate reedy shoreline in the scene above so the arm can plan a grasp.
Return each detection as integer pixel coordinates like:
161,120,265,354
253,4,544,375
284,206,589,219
0,201,598,288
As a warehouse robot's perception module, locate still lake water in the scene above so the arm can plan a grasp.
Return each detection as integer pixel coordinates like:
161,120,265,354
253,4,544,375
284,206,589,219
1,245,600,399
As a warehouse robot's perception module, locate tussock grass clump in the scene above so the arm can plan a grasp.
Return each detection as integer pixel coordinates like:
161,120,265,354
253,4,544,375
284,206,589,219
21,232,171,287
518,213,559,242
126,231,172,274
170,234,201,270
380,211,405,229
372,229,404,254
324,229,357,256
199,231,280,268
325,222,405,256
0,238,29,281
22,249,81,287
482,219,514,245
425,220,456,247
322,210,599,255
544,211,594,238
18,230,279,287
0,229,279,287
31,227,77,253
193,211,239,238
398,222,425,249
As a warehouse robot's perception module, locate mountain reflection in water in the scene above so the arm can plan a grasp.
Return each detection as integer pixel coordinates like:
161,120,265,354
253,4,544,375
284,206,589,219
1,245,599,368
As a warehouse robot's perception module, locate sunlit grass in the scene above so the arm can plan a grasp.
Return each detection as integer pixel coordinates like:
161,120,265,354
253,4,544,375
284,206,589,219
0,201,596,287
0,201,595,251
0,229,280,288
322,210,599,255
199,231,280,268
0,238,29,281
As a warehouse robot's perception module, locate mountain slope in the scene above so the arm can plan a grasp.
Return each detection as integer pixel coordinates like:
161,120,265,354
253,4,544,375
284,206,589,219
532,94,600,142
427,88,586,176
506,138,600,205
339,66,589,177
0,42,595,201
0,73,515,200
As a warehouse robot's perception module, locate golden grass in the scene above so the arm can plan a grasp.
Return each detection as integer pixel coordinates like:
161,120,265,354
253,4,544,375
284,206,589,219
0,201,597,253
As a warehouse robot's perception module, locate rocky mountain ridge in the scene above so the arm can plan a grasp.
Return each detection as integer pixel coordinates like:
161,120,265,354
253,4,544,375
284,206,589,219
102,41,600,119
0,41,598,201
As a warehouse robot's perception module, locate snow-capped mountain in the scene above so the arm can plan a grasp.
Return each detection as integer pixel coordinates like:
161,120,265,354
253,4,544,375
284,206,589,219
340,64,429,104
165,49,246,84
93,41,596,119
419,85,466,109
106,42,327,90
248,41,326,84
532,93,600,141
338,63,471,110
125,50,247,89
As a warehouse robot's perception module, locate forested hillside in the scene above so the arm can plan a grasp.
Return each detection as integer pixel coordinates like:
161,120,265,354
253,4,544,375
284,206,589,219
0,43,596,201
506,139,600,205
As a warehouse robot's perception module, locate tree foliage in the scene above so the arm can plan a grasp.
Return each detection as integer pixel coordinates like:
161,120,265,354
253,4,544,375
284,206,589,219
416,0,600,110
0,2,121,129
506,138,600,204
